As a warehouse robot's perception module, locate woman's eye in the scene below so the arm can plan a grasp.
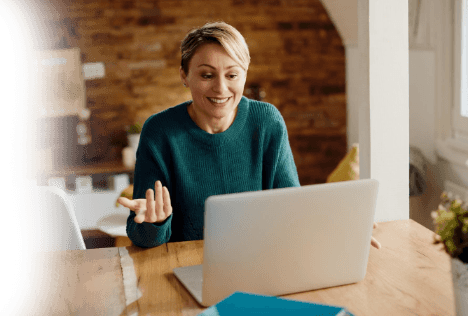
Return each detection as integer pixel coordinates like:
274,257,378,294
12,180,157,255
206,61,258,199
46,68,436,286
228,74,238,79
202,74,213,79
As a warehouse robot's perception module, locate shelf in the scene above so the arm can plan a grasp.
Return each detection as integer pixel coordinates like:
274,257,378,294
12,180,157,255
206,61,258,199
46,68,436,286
40,160,134,178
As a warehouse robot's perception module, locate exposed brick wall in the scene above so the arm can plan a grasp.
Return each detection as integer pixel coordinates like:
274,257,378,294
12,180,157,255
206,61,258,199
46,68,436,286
34,0,347,185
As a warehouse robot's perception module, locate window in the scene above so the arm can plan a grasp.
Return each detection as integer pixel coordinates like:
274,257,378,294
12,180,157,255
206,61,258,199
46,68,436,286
435,0,468,167
453,0,468,140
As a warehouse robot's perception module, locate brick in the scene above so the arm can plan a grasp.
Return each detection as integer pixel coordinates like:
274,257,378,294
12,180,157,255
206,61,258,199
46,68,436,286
91,32,133,45
110,16,135,29
232,0,246,5
298,21,335,30
85,79,106,89
271,80,290,88
309,85,345,96
137,16,176,26
258,0,281,5
277,22,294,30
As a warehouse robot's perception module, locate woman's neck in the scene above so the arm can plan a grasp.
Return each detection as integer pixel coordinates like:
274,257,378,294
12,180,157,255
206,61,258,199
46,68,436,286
187,102,238,134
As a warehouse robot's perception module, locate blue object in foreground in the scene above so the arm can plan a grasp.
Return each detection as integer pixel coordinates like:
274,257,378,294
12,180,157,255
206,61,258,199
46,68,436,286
198,292,354,316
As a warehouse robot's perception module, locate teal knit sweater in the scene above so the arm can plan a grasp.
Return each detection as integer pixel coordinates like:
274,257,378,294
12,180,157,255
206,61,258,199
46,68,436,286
126,96,300,248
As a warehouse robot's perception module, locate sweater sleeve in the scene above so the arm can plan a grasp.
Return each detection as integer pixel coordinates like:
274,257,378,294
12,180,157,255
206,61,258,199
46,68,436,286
274,123,300,188
126,117,173,248
263,107,301,189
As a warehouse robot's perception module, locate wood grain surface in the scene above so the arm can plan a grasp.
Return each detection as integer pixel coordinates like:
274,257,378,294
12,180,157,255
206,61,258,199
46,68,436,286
122,241,204,316
27,248,127,316
27,219,454,315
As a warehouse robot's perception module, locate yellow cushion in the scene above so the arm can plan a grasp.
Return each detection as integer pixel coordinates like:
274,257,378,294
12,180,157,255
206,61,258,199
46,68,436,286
326,144,360,183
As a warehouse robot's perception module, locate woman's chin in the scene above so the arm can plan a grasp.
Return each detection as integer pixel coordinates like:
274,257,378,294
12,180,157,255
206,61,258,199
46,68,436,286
204,102,231,114
209,109,231,120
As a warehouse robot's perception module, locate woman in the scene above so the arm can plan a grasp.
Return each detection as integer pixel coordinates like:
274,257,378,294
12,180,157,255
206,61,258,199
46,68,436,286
118,21,381,250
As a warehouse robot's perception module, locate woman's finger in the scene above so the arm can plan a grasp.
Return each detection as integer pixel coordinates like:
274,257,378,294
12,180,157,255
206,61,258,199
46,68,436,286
118,197,146,223
133,209,146,223
155,181,165,222
371,236,381,249
162,186,172,218
145,188,156,223
117,197,138,210
373,222,378,229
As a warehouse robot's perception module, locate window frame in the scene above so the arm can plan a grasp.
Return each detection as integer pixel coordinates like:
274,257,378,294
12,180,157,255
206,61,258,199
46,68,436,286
453,0,468,139
435,0,468,168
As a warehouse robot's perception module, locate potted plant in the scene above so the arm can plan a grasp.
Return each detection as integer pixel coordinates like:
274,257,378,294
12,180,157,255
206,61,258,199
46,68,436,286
120,122,142,168
432,192,468,316
127,122,142,153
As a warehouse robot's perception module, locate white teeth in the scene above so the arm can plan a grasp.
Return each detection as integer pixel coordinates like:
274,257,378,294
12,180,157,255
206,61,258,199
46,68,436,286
208,97,229,104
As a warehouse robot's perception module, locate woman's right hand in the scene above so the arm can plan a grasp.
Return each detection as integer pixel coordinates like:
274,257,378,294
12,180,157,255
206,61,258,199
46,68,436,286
117,180,173,224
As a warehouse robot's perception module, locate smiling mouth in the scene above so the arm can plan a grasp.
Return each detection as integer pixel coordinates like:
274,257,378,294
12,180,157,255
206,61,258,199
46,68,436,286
207,97,231,104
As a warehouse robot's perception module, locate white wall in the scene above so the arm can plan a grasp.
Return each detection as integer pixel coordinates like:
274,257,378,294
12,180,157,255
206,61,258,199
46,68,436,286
347,49,436,164
345,46,360,152
357,0,409,222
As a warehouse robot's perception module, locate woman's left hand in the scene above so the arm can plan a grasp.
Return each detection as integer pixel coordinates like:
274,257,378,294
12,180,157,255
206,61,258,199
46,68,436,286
371,222,381,249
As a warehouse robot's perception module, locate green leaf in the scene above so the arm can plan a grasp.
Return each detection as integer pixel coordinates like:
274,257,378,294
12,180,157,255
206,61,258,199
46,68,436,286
128,122,142,134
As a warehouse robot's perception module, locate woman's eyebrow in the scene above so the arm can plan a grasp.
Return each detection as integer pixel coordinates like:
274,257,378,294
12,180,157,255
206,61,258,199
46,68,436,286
197,64,240,69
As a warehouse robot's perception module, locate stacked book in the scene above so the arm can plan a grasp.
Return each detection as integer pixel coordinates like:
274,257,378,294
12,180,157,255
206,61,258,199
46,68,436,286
198,292,354,316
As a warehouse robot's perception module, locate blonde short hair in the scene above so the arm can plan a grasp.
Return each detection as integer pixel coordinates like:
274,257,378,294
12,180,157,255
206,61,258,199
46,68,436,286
180,22,250,74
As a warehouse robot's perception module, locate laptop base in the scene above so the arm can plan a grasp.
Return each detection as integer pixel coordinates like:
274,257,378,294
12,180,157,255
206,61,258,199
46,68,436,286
173,264,203,304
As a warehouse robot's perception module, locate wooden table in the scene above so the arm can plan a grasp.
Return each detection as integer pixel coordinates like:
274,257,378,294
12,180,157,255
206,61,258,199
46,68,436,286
29,219,454,315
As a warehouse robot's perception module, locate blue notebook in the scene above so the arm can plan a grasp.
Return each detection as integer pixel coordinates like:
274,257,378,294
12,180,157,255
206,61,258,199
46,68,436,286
198,292,354,316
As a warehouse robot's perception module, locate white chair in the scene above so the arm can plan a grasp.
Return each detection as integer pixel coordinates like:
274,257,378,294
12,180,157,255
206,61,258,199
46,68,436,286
97,176,131,238
36,186,86,251
97,213,128,237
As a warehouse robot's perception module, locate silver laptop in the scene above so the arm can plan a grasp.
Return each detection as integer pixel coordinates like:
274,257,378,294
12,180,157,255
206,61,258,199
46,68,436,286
173,179,379,307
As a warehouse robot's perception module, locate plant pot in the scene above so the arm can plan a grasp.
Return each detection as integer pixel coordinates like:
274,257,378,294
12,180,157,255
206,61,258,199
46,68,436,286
127,133,141,153
452,257,468,316
122,147,135,168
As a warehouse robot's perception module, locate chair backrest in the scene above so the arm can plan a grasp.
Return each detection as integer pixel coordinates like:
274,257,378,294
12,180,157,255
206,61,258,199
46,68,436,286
36,186,86,251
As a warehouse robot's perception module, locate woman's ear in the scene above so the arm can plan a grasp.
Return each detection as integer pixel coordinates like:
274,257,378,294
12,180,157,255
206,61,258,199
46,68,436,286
179,67,188,87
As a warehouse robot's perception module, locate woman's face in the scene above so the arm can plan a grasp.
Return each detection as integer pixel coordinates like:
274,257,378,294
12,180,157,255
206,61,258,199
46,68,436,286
180,43,247,123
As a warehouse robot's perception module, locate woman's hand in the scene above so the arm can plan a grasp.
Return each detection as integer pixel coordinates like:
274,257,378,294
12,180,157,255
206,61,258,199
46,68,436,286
117,180,173,224
371,222,381,249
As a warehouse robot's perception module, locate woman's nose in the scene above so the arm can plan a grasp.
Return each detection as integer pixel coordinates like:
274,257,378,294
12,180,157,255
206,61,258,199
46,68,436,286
212,77,228,93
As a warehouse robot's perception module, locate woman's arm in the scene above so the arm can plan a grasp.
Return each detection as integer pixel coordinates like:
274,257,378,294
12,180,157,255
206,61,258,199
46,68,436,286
126,211,172,248
272,126,300,188
125,118,174,248
263,110,300,189
121,181,173,248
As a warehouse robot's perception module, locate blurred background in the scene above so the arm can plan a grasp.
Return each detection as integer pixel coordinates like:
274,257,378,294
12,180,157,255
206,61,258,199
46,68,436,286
6,0,468,248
